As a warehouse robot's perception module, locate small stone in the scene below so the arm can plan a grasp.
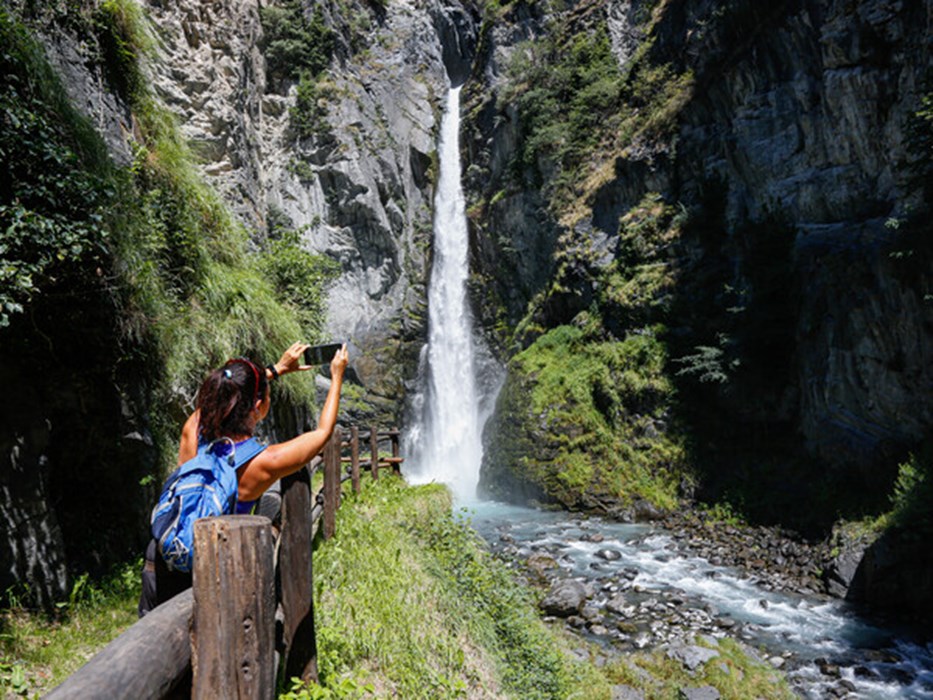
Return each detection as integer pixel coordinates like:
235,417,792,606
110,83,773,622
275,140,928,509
768,656,785,669
667,643,721,671
606,593,629,614
610,685,645,700
596,548,623,561
678,687,721,700
540,579,587,617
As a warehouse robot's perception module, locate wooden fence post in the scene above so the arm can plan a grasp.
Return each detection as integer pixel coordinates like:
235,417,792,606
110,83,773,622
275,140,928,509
370,424,379,481
191,516,275,700
279,465,317,683
323,429,341,540
350,425,361,494
390,427,401,475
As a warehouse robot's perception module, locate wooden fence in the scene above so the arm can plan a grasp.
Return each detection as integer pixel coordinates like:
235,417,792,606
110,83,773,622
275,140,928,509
47,426,403,699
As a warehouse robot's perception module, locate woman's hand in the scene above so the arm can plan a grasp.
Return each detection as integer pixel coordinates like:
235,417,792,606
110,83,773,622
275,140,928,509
330,344,349,378
274,342,312,377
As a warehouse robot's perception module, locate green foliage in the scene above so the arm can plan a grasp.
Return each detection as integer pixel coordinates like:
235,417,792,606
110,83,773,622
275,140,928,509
674,336,737,384
506,323,684,510
903,84,933,212
281,676,374,700
93,0,153,101
501,15,693,216
312,477,601,699
290,74,338,139
260,222,340,341
0,10,113,327
0,560,140,695
598,193,684,330
260,2,335,83
888,453,933,534
506,26,624,196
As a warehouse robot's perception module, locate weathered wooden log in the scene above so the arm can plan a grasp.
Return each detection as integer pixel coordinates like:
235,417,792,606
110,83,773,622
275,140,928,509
370,424,379,481
323,431,341,540
47,589,193,700
191,516,275,700
279,465,318,683
350,425,361,494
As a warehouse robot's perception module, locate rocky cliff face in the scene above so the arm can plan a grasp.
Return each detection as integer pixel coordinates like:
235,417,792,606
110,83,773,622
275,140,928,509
143,0,478,420
471,0,932,497
660,0,933,476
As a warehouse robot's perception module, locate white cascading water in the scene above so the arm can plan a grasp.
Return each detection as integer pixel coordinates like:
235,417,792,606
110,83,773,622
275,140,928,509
407,86,484,501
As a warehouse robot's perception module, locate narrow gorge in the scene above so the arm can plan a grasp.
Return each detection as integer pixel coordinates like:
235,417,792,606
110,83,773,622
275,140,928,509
1,0,932,691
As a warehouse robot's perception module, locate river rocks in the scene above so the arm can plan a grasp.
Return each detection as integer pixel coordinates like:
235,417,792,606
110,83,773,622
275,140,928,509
596,548,623,561
666,642,720,671
540,579,587,617
660,511,830,597
606,593,630,615
823,524,879,598
527,552,560,579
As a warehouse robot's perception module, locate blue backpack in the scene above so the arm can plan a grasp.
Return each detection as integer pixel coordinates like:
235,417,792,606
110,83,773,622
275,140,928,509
150,437,266,573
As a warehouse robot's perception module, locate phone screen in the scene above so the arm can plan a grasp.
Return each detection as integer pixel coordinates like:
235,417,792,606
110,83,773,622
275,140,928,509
304,343,342,365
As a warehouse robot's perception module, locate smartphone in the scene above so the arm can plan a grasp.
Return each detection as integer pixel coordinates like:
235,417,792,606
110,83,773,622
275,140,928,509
304,342,343,365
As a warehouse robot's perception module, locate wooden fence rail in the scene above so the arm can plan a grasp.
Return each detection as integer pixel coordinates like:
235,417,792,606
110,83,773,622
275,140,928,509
47,425,403,699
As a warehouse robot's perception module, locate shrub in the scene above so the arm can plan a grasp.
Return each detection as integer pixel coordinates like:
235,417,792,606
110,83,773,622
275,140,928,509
260,2,334,84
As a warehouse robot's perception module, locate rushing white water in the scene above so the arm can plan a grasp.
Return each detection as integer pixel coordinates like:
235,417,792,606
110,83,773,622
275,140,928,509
470,502,933,699
406,87,484,501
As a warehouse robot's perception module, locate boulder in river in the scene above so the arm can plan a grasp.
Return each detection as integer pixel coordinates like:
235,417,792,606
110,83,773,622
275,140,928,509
596,548,623,561
540,579,587,617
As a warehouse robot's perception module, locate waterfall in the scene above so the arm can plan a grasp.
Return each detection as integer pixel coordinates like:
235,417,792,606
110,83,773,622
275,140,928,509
406,86,490,502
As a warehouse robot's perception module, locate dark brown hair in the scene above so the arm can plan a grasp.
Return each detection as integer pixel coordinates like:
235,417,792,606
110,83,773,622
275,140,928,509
196,358,269,442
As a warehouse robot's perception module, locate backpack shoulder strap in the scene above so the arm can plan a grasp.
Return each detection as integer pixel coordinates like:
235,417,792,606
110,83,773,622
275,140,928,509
173,437,266,477
231,437,266,468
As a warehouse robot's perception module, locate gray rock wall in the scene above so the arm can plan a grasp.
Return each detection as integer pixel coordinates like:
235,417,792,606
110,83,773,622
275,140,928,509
469,0,932,478
142,0,478,420
667,0,933,469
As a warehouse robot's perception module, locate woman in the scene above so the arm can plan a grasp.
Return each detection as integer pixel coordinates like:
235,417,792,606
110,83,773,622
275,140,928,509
139,342,348,616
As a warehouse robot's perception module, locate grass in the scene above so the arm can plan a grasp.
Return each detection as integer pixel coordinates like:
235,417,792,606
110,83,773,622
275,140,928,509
0,562,140,697
306,476,610,699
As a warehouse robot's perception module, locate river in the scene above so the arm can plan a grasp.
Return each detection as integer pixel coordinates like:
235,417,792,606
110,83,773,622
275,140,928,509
468,501,933,699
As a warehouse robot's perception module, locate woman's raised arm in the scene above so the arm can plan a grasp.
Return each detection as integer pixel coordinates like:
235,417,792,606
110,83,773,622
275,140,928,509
237,345,348,500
